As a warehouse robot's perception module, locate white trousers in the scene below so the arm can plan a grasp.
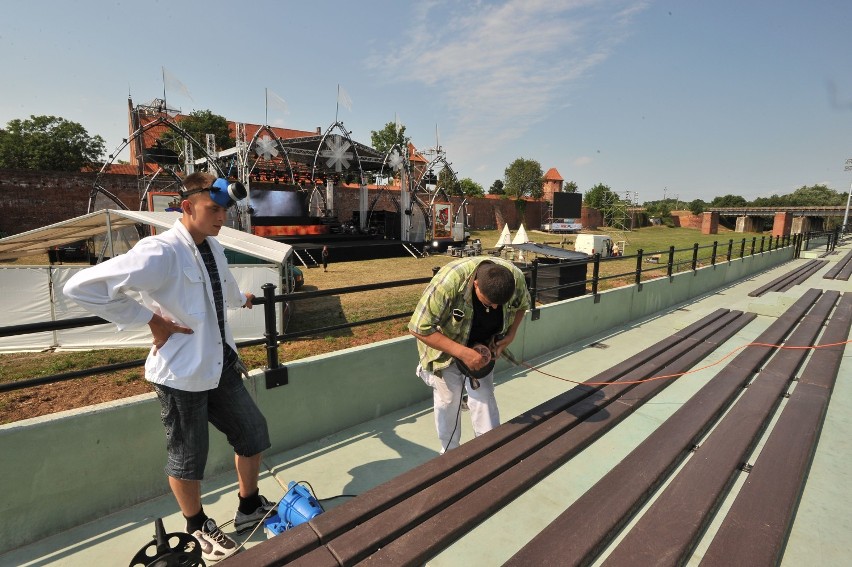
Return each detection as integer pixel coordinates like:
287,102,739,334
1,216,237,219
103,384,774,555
418,362,500,453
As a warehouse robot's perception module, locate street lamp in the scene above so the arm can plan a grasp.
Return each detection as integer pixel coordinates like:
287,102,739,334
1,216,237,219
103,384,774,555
844,158,852,233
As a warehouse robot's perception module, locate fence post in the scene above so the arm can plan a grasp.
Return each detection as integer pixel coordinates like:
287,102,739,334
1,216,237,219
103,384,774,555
691,243,699,271
262,283,279,370
740,238,746,259
529,258,539,307
591,253,601,297
667,245,675,277
727,239,733,262
759,236,765,253
635,248,643,286
711,241,718,265
751,237,756,256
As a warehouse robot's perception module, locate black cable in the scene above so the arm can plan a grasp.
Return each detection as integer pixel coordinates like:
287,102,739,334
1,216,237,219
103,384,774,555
442,373,468,454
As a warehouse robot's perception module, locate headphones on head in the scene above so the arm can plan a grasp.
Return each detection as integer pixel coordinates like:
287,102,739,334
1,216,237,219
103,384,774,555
181,178,247,209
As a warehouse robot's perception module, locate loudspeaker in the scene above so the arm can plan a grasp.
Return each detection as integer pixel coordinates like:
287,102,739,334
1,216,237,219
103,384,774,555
552,192,582,218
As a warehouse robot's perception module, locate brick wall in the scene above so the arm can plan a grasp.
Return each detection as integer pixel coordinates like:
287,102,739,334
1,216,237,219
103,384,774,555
0,170,550,237
0,169,140,236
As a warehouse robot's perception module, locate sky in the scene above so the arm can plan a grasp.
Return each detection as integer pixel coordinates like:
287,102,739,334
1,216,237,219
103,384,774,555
2,0,852,204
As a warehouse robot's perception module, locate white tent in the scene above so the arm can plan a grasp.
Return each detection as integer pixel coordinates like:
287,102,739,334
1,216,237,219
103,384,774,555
512,224,530,245
494,224,512,248
0,210,293,352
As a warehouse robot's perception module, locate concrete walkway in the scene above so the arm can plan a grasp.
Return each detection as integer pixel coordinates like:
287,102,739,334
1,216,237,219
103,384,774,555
2,245,850,566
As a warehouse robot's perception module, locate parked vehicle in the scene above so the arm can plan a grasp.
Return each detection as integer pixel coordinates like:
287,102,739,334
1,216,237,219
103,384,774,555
574,234,614,257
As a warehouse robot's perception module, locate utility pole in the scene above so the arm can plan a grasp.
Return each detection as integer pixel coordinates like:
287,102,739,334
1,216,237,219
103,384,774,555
844,158,852,233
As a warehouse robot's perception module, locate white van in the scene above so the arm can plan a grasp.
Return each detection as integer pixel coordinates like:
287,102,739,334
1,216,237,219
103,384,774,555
574,234,614,257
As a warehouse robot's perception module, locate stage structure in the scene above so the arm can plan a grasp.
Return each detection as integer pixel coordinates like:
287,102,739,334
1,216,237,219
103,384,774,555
89,95,471,259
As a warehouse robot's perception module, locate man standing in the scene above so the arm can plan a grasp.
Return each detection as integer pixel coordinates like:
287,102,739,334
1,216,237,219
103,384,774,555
409,257,530,453
65,172,274,562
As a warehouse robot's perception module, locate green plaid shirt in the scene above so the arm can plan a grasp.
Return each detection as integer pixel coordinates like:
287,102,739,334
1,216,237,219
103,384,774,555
408,257,530,372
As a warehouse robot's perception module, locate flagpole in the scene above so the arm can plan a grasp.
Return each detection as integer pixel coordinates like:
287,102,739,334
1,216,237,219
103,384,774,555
161,67,167,111
335,84,340,123
265,88,269,126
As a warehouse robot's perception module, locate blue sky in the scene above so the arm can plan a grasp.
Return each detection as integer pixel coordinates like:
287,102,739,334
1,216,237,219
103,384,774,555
2,0,852,203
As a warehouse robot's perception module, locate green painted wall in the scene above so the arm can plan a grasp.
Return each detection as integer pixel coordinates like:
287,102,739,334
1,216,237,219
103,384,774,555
0,246,794,554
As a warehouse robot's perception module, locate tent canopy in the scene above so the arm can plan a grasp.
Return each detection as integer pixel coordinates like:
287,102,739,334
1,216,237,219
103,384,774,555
0,210,292,265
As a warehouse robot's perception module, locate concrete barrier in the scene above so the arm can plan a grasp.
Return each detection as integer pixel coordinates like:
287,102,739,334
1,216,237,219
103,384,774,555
0,245,795,554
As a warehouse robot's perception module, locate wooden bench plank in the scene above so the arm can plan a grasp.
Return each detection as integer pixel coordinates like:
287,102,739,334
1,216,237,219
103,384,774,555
749,260,824,297
354,312,756,566
699,292,852,566
823,249,852,280
504,289,822,566
601,291,838,567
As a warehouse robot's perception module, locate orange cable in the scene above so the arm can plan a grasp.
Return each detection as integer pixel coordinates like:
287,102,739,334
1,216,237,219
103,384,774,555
510,339,852,387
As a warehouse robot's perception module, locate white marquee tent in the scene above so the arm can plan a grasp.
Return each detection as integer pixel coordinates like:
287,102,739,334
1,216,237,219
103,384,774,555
0,210,293,352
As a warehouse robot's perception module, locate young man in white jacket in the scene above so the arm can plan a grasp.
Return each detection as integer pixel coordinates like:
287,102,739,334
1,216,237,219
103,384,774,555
65,172,273,562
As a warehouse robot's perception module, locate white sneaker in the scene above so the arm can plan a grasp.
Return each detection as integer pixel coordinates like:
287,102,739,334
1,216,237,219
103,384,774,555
234,494,277,533
189,518,239,562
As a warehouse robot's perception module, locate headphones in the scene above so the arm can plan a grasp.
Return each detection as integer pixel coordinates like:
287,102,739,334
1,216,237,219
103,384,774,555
181,178,247,209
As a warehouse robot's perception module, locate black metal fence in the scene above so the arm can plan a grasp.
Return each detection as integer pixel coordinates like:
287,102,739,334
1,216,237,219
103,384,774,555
0,231,819,394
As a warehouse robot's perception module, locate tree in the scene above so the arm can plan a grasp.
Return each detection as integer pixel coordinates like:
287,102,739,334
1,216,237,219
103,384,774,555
709,194,748,208
564,181,579,193
489,179,505,195
503,158,544,199
437,167,461,196
0,115,105,171
370,122,411,156
688,199,707,215
458,178,485,197
584,183,620,226
158,109,234,156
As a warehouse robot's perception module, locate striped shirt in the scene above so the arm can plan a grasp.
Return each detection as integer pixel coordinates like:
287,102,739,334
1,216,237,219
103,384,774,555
197,239,238,368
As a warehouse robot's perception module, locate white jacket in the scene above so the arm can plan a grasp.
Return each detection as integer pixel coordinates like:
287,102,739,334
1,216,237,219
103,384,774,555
64,220,247,392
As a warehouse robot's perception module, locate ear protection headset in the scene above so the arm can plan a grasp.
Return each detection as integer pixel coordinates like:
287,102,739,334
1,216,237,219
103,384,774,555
181,178,247,209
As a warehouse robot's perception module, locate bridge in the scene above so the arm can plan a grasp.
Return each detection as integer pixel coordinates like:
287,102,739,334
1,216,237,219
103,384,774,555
705,206,849,235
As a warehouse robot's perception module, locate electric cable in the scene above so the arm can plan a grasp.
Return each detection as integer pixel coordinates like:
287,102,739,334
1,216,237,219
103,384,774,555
502,339,852,387
442,373,469,454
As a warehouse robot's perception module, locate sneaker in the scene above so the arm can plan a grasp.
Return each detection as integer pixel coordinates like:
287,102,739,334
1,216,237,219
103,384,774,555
234,494,278,533
190,518,239,562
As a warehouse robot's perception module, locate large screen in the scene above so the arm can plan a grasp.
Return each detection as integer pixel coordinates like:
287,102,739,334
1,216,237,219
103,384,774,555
251,188,309,219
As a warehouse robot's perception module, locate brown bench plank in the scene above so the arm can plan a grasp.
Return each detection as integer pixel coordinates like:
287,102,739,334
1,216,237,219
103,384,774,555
355,312,756,566
823,249,852,280
699,292,852,566
504,288,822,566
602,290,838,567
228,310,737,566
749,260,825,297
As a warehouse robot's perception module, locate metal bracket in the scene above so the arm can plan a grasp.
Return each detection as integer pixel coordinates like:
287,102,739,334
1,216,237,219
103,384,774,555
265,366,289,389
530,307,541,321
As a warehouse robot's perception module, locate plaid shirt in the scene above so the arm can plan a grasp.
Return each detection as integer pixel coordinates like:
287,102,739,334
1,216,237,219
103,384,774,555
408,257,530,372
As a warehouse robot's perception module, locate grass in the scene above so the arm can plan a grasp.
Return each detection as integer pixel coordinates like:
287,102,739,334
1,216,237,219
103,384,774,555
0,224,774,421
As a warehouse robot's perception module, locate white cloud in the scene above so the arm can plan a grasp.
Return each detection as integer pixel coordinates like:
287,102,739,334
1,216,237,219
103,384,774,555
370,0,648,178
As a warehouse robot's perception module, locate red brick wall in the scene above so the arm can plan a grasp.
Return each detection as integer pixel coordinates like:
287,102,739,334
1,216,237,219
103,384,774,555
0,169,140,236
670,210,703,229
0,170,549,237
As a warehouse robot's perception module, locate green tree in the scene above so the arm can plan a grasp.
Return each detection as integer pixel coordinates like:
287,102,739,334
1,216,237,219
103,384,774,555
784,184,845,206
584,183,620,225
710,194,748,208
0,115,105,171
489,179,505,195
159,109,234,156
437,167,461,196
564,180,579,193
458,178,485,197
370,122,411,155
688,199,707,215
503,158,544,199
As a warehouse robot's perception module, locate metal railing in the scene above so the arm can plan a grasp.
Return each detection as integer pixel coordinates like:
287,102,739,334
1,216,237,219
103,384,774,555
1,232,812,393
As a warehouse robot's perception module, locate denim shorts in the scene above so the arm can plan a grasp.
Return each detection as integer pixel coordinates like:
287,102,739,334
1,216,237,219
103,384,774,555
153,364,271,480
